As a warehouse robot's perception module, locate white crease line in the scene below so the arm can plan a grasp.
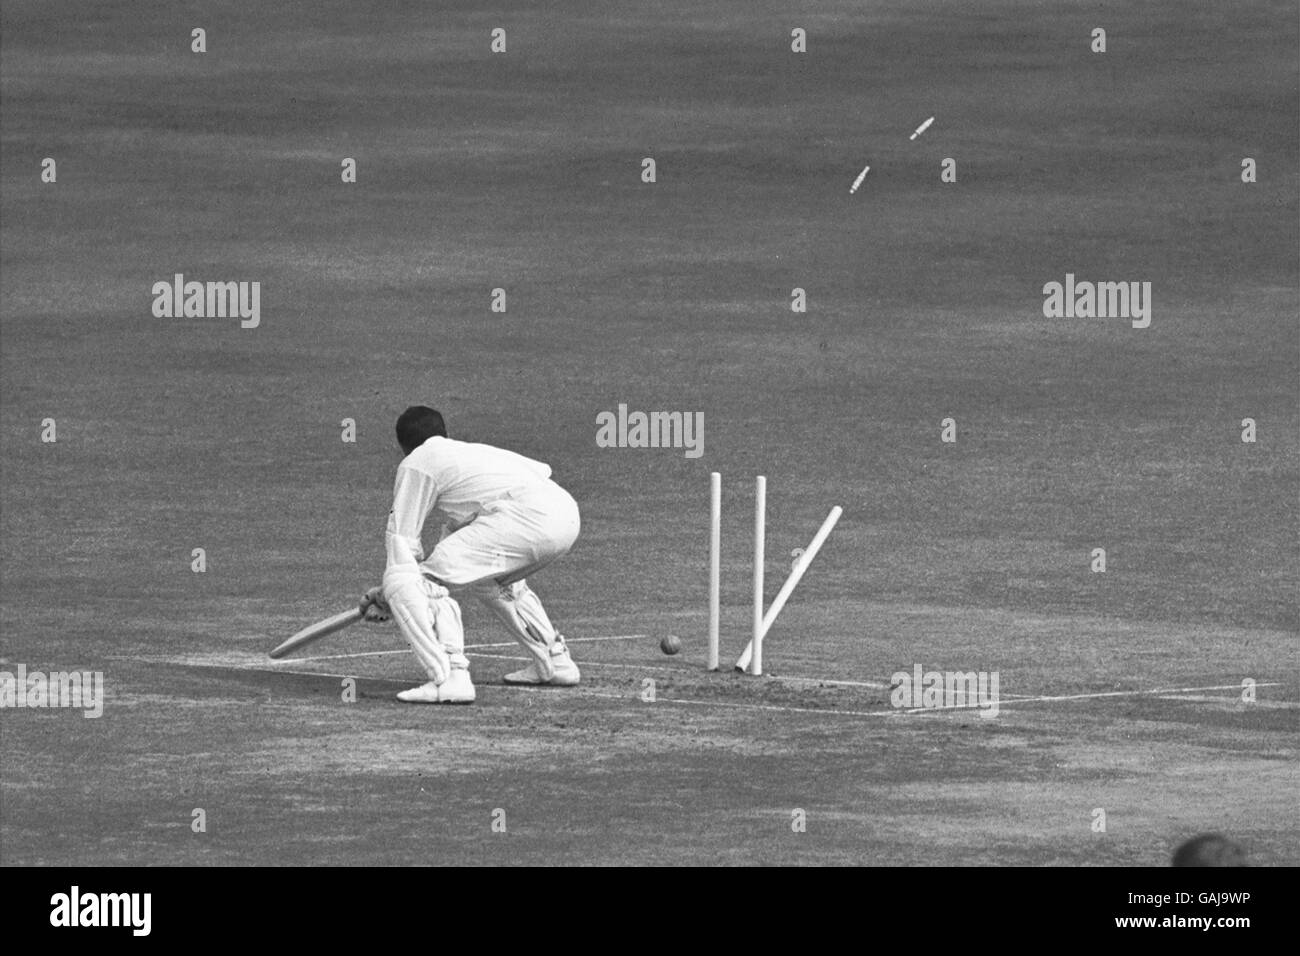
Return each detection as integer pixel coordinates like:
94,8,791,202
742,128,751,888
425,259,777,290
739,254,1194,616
901,683,1284,714
469,634,648,649
1157,694,1297,709
263,633,649,664
264,649,407,663
231,665,409,684
122,650,719,677
770,675,891,690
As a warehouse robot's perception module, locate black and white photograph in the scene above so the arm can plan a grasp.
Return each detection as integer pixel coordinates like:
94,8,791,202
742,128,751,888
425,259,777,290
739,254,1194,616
1,0,1295,904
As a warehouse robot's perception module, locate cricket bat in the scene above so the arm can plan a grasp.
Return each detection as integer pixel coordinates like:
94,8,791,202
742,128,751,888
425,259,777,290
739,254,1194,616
269,607,365,659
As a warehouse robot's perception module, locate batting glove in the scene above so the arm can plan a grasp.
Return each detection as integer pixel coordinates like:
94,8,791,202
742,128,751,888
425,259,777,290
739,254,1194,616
360,585,391,623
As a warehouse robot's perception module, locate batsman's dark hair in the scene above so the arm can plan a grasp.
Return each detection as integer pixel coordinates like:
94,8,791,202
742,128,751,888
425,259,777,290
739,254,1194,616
396,405,447,454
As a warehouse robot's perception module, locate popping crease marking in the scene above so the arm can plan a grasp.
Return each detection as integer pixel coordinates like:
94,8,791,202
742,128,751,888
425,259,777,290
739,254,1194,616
260,633,649,663
900,683,1283,715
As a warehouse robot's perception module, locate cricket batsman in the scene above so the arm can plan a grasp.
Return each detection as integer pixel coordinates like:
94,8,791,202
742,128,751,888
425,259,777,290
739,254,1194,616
364,405,582,704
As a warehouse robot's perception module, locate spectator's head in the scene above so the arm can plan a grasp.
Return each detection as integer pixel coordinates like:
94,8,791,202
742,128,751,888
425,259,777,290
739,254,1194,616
395,406,447,455
1172,833,1248,867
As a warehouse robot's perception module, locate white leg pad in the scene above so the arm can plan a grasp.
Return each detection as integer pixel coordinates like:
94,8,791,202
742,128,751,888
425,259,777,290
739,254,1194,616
473,579,562,680
383,567,466,684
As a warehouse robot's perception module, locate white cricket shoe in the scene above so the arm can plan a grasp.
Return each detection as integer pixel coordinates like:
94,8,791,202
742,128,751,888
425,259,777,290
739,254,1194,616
504,641,581,686
396,669,476,704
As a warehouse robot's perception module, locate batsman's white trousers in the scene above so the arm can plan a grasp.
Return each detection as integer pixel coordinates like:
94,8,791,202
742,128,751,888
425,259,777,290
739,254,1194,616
422,484,580,588
421,484,579,680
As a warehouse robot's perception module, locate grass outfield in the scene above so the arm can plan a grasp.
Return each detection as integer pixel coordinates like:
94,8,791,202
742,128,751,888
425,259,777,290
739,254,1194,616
1,0,1296,865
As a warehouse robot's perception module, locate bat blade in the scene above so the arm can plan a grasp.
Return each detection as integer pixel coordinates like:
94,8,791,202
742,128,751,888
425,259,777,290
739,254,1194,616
269,607,364,659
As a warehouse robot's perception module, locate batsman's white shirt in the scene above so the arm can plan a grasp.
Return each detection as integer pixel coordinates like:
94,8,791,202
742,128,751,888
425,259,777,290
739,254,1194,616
386,436,580,587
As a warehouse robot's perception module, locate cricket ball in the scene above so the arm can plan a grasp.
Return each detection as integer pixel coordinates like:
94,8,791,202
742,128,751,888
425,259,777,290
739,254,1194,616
660,634,682,655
